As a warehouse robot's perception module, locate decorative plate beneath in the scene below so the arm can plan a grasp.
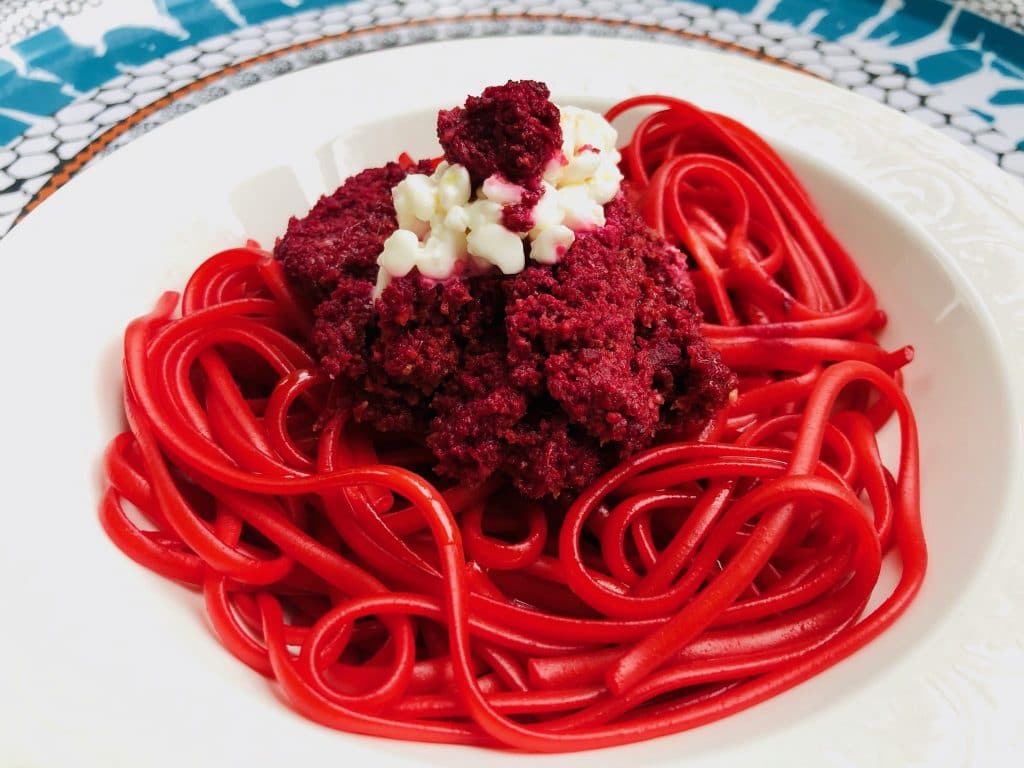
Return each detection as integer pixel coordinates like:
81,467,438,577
1,34,1022,768
0,0,1023,238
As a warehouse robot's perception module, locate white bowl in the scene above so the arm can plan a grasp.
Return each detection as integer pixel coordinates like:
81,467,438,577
0,36,1022,768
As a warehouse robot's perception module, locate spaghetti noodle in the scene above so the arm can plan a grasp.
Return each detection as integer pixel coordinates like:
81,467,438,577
100,95,924,751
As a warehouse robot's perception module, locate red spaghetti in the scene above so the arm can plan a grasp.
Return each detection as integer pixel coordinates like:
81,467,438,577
100,95,925,751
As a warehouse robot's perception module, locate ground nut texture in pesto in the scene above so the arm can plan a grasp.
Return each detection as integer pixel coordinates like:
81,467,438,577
274,82,734,498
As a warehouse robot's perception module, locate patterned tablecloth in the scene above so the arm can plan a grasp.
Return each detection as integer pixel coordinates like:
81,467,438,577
0,0,1022,239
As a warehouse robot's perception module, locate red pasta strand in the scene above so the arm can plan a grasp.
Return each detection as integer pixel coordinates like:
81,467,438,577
100,97,925,751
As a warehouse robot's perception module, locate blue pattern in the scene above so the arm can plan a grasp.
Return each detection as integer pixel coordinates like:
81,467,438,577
232,0,344,24
0,55,74,117
869,0,949,44
0,2,339,139
159,0,239,38
0,0,1021,235
992,89,1024,105
1,1,1022,135
762,0,887,38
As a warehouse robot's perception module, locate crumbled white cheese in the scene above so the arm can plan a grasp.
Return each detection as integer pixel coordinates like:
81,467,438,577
373,104,623,298
544,104,624,211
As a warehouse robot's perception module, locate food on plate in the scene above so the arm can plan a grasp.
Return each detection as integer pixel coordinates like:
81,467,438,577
276,81,732,498
100,81,925,751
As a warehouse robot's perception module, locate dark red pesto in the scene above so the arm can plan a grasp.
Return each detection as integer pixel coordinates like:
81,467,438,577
501,187,542,234
275,82,734,498
438,80,562,188
438,80,559,235
276,159,436,294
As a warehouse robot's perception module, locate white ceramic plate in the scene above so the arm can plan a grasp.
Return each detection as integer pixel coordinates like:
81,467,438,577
1,37,1022,768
